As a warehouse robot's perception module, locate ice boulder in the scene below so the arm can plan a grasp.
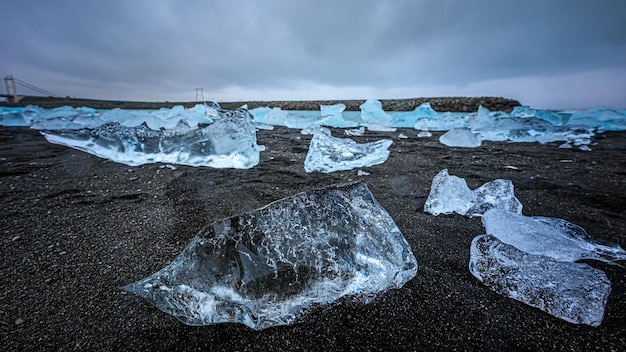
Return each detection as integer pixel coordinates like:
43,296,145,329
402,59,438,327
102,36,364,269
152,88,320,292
439,128,481,147
482,209,626,263
123,182,418,329
470,234,610,327
393,102,439,128
359,99,396,131
41,107,261,168
424,169,522,217
304,129,393,173
566,107,626,131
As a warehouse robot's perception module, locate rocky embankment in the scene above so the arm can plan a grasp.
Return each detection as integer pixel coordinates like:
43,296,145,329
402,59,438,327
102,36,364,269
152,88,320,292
2,96,521,112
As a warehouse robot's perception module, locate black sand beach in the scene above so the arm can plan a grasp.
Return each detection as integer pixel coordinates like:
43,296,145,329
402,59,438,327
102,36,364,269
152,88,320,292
1,125,625,351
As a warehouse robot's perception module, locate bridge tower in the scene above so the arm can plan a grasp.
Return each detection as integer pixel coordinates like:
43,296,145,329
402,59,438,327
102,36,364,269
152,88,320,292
3,75,22,103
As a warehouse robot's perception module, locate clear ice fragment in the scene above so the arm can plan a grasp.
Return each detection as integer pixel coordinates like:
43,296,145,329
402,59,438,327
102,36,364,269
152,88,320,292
439,128,481,147
469,234,610,327
424,169,522,217
41,107,260,168
482,209,626,263
123,182,418,329
304,129,392,173
359,99,396,132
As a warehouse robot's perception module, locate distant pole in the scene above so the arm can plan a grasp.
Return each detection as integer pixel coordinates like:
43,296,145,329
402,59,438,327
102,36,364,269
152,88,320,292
3,75,22,103
195,88,204,103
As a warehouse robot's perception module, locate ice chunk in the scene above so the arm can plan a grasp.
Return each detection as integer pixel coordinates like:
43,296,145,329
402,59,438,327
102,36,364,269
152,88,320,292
439,128,481,147
304,129,393,173
567,107,626,131
417,131,432,138
345,127,365,136
414,112,469,131
470,234,610,327
482,209,626,263
264,107,289,126
359,99,396,131
393,102,439,128
511,105,569,126
424,169,522,217
123,182,418,329
41,108,260,168
317,103,358,128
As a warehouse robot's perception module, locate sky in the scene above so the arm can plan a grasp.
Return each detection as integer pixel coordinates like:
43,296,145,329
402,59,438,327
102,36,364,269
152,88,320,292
1,0,625,109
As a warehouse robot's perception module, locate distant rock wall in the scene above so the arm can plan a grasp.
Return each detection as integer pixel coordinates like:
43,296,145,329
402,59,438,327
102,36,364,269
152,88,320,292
3,96,521,112
221,97,522,112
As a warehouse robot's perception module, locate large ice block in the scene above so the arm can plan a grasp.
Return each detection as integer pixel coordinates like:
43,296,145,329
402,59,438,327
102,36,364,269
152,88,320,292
424,169,522,217
123,182,418,329
304,129,393,173
469,234,611,327
41,107,261,168
482,209,626,263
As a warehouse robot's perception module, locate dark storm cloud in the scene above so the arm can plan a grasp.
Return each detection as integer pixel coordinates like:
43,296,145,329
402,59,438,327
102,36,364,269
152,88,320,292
1,0,625,107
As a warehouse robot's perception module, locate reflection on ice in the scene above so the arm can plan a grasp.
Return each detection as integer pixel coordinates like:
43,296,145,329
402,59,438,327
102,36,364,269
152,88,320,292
123,183,417,329
483,209,626,263
470,235,611,327
304,129,393,173
42,107,261,168
424,169,522,217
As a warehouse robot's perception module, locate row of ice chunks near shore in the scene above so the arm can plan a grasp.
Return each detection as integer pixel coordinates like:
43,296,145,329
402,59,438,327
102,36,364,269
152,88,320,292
42,105,261,168
424,169,626,326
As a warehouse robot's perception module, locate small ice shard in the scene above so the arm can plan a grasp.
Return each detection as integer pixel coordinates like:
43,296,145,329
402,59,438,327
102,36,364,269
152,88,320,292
345,127,365,136
482,209,626,263
357,170,371,176
424,169,522,217
304,129,393,173
42,107,261,168
360,99,396,132
469,234,610,327
123,182,418,330
439,128,481,147
398,133,408,139
417,131,432,138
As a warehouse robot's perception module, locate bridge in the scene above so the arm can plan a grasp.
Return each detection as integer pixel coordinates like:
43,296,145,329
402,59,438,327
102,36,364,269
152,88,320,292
3,75,58,103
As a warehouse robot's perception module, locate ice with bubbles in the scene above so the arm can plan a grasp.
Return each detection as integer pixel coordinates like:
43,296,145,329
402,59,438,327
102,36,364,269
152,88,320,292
304,128,393,173
123,183,418,330
469,234,611,327
41,107,261,168
482,209,626,263
424,169,522,217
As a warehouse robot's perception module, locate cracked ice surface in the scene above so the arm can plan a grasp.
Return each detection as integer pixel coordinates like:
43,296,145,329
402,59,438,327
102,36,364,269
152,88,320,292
424,169,522,217
304,129,392,173
41,107,260,168
123,183,418,329
469,234,611,327
482,209,626,263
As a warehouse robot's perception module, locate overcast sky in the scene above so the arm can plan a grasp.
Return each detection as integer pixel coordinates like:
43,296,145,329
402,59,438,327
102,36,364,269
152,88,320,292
1,0,625,109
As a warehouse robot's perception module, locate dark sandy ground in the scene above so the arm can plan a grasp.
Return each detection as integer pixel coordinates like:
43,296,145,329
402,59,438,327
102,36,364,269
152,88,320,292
1,125,625,351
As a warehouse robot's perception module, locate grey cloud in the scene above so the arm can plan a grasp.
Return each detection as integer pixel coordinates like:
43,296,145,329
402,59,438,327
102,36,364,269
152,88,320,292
1,0,625,106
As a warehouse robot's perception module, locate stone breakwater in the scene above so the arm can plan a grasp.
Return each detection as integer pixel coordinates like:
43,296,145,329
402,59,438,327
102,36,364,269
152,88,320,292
3,96,521,112
220,97,522,112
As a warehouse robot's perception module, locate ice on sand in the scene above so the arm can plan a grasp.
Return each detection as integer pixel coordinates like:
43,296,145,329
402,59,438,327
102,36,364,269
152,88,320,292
123,183,417,330
359,99,396,132
304,129,392,173
482,209,626,263
41,107,261,168
439,128,481,147
469,234,611,327
424,169,522,217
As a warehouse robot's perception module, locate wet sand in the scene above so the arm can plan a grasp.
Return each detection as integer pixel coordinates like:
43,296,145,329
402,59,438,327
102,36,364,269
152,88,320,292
1,125,625,351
